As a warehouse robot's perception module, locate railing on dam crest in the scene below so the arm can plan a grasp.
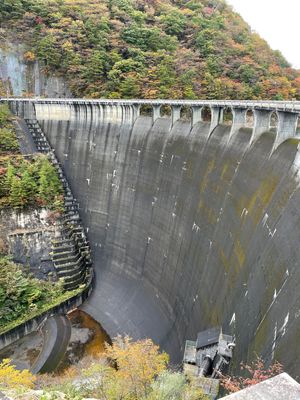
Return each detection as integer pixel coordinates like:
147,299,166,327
2,98,300,150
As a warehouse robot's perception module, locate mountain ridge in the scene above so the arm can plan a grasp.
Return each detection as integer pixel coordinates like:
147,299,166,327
0,0,299,100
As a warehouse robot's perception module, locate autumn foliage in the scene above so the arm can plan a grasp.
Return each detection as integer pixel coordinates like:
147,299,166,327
104,335,169,398
220,356,283,394
0,0,299,100
23,50,36,62
0,359,36,390
35,336,208,399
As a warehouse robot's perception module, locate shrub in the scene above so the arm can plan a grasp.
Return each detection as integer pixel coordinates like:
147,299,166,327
0,358,36,390
103,335,169,399
0,256,65,330
0,128,19,152
0,155,63,211
148,370,209,400
0,104,11,125
24,50,36,62
221,356,283,394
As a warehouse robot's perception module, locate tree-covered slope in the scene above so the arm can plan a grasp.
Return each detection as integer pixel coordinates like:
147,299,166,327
0,104,63,210
1,0,299,99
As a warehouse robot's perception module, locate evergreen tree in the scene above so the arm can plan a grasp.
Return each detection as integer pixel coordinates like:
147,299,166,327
9,176,25,208
5,163,15,194
38,157,62,206
21,169,37,204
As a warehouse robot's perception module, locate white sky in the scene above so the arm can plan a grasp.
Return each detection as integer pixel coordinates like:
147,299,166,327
226,0,300,69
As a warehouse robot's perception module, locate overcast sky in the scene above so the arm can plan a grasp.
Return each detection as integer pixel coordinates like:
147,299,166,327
226,0,300,69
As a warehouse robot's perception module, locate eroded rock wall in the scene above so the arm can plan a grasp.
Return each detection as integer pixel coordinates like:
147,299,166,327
0,208,56,280
0,41,70,97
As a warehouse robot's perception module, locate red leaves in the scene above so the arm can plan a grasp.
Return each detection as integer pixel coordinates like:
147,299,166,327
203,7,214,16
0,167,7,176
35,16,44,25
220,356,283,394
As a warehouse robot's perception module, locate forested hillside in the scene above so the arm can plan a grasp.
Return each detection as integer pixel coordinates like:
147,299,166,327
1,0,299,99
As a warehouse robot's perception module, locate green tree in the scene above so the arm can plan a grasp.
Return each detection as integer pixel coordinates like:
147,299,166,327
121,25,177,52
108,58,144,92
38,157,62,206
160,11,186,38
195,29,215,57
238,64,259,85
4,163,15,193
21,168,37,203
36,34,62,70
84,50,110,83
120,75,141,98
0,0,24,21
0,104,11,125
9,176,25,208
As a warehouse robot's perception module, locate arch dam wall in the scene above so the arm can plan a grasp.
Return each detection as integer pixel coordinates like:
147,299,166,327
5,98,300,377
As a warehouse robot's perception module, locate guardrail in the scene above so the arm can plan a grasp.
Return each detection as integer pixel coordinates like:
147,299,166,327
1,97,300,112
2,98,300,150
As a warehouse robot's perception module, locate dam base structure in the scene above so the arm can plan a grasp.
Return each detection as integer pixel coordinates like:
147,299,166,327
4,98,300,378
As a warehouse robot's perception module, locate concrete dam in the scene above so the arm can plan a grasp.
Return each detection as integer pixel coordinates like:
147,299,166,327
5,98,300,377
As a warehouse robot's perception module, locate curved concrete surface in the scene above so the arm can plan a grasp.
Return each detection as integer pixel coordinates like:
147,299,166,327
8,100,300,378
31,315,71,374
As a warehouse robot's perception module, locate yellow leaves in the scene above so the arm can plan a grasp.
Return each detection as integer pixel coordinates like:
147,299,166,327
104,335,169,398
0,359,36,390
23,51,36,63
35,338,210,400
57,17,73,28
5,0,300,101
62,40,74,51
181,8,194,17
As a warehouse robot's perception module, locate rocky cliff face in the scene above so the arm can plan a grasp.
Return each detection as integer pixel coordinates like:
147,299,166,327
0,41,70,97
0,208,57,280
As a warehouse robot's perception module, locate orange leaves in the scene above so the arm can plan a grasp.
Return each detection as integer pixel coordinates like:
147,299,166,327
4,0,300,100
23,51,36,62
0,166,7,176
269,64,282,76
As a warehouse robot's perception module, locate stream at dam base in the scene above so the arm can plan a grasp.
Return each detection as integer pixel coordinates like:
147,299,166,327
0,310,110,374
57,310,111,373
